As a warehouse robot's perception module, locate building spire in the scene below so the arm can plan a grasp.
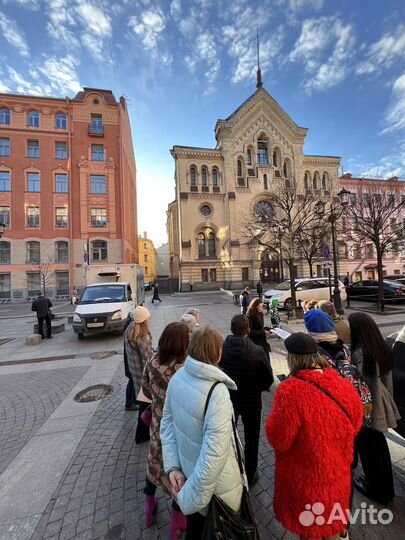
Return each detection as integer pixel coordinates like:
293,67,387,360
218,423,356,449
256,28,263,89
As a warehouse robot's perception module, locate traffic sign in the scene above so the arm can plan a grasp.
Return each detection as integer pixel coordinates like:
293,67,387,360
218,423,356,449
322,261,332,269
323,245,331,259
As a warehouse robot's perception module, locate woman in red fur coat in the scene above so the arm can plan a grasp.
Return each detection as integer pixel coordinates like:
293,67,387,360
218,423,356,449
266,333,363,540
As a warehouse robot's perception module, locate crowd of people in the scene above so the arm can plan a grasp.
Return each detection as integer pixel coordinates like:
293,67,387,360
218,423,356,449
122,295,401,540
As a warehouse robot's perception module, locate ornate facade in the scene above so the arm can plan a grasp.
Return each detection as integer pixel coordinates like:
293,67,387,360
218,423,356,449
167,85,341,290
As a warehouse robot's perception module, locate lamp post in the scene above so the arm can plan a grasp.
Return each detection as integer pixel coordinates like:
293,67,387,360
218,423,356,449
316,189,350,314
271,219,288,282
0,221,5,238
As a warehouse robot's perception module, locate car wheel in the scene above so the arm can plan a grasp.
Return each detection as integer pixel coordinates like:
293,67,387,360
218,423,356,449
78,333,84,340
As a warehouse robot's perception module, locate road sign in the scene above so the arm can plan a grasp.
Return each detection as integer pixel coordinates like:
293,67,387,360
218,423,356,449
322,261,332,269
323,245,331,259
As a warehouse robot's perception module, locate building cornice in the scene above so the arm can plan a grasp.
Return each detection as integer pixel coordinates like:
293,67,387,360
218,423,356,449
303,155,341,167
171,146,223,160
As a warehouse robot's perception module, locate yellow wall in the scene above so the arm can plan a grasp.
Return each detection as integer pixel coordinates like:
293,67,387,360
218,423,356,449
138,234,157,284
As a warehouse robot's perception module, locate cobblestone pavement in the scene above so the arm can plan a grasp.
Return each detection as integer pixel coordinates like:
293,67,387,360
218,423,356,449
0,366,88,475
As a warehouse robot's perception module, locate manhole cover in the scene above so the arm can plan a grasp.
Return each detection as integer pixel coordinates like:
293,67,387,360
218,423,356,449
90,351,116,360
74,384,113,403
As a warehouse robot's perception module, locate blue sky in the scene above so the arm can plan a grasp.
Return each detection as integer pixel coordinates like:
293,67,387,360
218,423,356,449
0,0,404,246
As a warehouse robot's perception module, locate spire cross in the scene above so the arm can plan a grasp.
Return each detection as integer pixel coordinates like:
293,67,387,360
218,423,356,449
256,28,263,89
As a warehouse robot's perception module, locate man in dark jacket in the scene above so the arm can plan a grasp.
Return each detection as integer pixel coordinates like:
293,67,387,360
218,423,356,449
241,287,251,315
220,314,274,486
31,292,52,339
256,281,263,300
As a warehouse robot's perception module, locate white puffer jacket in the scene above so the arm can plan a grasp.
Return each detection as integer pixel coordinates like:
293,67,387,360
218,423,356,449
161,356,244,516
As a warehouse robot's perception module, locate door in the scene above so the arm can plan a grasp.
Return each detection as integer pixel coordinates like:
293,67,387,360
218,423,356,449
260,260,279,284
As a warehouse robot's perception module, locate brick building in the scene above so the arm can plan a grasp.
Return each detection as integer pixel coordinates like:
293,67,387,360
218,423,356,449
0,87,138,302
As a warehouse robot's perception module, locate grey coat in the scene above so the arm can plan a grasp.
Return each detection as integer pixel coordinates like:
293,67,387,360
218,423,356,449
352,349,401,432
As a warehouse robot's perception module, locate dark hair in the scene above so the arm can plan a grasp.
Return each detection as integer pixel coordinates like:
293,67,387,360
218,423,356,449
231,314,250,337
246,298,263,317
158,322,189,365
348,312,393,376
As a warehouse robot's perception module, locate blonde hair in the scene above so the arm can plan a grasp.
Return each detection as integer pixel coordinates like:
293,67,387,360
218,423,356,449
188,325,223,365
128,319,150,343
303,299,318,312
185,307,200,319
287,352,329,377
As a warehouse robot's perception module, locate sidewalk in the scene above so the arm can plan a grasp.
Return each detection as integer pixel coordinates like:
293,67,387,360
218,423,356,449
0,292,404,540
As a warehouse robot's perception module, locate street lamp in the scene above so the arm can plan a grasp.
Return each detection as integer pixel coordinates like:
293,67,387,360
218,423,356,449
316,189,350,313
271,219,288,282
0,221,6,238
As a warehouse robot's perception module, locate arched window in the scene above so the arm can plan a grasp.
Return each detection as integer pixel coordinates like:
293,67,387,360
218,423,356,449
313,171,320,190
208,232,216,257
255,200,273,220
247,148,252,165
55,112,67,129
273,147,281,167
198,233,205,258
322,172,328,190
263,174,268,190
0,107,11,125
55,241,69,263
237,158,243,177
190,166,197,186
283,158,291,178
304,172,310,190
201,166,208,186
91,240,107,261
27,110,40,127
257,136,269,164
273,150,278,167
26,241,40,263
212,167,218,186
0,241,10,264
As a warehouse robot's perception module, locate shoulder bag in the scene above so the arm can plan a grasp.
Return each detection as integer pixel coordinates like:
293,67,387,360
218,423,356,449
201,382,261,540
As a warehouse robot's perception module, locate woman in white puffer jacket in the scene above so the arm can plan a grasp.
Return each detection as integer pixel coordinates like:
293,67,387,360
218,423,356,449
161,325,244,539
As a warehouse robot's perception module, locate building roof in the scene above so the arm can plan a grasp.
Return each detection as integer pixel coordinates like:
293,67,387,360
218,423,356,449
340,174,405,183
73,87,117,105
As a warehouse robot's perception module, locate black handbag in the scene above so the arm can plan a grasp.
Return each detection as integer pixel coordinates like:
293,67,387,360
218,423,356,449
201,382,261,540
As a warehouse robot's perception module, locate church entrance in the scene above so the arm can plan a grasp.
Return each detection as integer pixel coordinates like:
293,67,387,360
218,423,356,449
260,250,280,284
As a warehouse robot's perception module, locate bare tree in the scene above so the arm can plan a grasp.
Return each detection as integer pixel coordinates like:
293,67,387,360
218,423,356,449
346,183,405,311
296,225,330,277
34,258,55,296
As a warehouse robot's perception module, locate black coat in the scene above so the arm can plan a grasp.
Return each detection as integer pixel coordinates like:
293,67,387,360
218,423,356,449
31,296,52,318
220,335,273,410
248,312,270,355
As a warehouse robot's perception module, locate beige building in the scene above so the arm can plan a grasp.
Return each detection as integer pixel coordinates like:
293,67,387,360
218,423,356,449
167,80,341,291
138,232,156,287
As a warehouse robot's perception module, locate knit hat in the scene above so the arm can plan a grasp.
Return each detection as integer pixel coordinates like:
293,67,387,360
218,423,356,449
132,306,150,323
304,309,335,333
284,332,318,355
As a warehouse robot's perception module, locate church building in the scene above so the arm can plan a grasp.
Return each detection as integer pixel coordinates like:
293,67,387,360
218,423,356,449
167,73,342,291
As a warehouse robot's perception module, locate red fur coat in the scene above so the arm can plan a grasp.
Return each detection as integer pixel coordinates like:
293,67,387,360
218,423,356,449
266,368,363,538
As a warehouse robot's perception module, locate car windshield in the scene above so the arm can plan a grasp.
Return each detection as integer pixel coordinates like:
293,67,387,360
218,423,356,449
273,280,292,291
80,285,126,304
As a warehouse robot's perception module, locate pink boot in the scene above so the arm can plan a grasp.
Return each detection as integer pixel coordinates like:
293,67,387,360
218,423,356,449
170,509,187,540
145,495,158,528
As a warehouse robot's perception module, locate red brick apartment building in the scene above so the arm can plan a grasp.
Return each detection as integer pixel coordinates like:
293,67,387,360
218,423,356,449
0,87,138,302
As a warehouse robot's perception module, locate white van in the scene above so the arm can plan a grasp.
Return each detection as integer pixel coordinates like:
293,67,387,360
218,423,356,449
263,277,347,309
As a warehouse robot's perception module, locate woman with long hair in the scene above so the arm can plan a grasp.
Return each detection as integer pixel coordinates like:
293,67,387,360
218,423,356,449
142,322,189,539
266,333,363,540
161,326,244,540
124,306,153,444
348,312,401,505
246,297,271,358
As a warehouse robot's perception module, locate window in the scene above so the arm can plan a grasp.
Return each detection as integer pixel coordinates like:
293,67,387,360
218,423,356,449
0,273,11,299
26,206,40,228
283,158,291,178
255,200,273,219
55,142,67,159
208,232,216,257
0,138,10,156
247,149,252,165
90,175,106,194
353,244,362,259
55,112,67,129
263,174,268,190
242,267,249,281
27,110,40,127
145,266,148,274
304,172,310,190
209,268,217,282
197,229,216,258
144,254,148,262
0,241,10,264
90,208,107,227
27,139,40,158
273,149,281,167
55,207,68,228
0,206,10,227
322,172,328,190
53,174,68,193
350,193,357,205
201,269,208,282
313,171,320,190
91,240,107,261
26,241,40,263
90,114,103,133
0,171,10,191
365,244,374,258
0,108,10,125
144,243,147,249
190,166,197,186
257,139,268,164
200,204,211,217
212,168,218,186
27,272,41,296
27,172,40,192
237,159,243,177
363,193,370,205
55,241,69,263
388,193,396,205
56,271,69,296
198,233,205,258
91,144,104,161
201,166,208,186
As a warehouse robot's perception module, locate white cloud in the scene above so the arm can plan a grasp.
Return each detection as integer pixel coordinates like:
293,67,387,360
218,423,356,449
170,0,181,20
289,16,355,92
356,24,405,75
44,0,79,48
278,0,323,11
382,73,405,134
0,11,29,57
184,31,220,92
1,0,40,9
75,1,111,37
37,55,82,95
128,7,166,51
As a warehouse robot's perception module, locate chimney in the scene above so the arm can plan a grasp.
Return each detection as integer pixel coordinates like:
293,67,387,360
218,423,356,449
143,231,147,239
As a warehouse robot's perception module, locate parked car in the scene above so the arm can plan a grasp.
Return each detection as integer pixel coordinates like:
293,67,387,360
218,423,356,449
384,275,405,286
347,280,405,302
263,277,346,309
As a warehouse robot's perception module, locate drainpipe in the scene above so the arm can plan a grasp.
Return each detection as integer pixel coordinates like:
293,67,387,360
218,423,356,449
66,97,74,295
